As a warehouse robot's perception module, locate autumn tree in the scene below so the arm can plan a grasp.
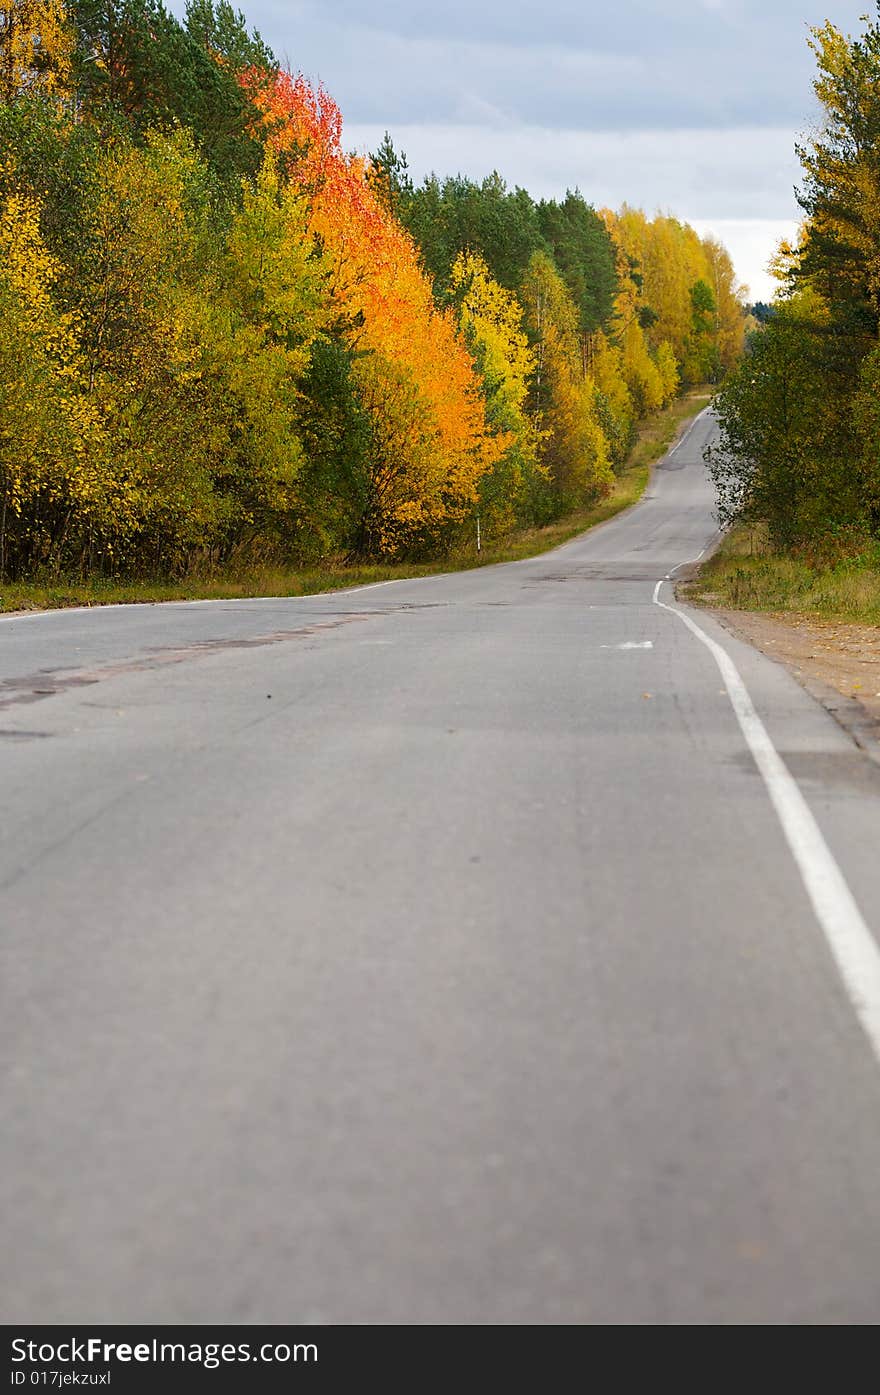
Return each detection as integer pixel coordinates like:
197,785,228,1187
0,0,71,103
69,130,230,568
521,250,613,511
249,69,500,555
69,0,265,182
599,213,670,417
215,147,332,548
606,205,742,388
450,249,543,531
0,3,746,583
706,7,880,547
0,187,103,577
797,12,880,333
701,235,746,373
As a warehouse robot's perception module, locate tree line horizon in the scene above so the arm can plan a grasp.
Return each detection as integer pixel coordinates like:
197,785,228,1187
0,0,746,582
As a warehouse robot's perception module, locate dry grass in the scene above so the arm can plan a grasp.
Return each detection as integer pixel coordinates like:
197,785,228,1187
686,523,880,627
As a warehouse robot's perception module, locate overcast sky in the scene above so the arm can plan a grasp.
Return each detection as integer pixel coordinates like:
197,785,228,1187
182,1,872,299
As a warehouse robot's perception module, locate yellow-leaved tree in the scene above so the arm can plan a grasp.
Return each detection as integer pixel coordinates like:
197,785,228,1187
75,133,333,570
450,249,543,532
0,187,103,576
0,0,71,103
520,250,613,511
217,148,332,539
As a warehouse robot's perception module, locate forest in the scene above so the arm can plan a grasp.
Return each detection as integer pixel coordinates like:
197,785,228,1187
707,5,880,559
0,0,745,583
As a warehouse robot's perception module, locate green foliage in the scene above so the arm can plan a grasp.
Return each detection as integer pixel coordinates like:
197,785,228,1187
367,129,412,217
75,129,239,569
796,10,880,333
705,7,880,550
0,0,742,583
706,298,866,545
690,278,716,322
184,0,275,71
69,0,265,183
401,176,620,340
685,277,720,382
201,147,331,553
0,94,101,276
450,248,545,531
520,250,613,512
536,191,618,334
402,171,546,292
295,337,374,558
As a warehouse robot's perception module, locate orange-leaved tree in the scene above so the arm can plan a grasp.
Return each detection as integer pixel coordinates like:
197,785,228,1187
245,68,501,555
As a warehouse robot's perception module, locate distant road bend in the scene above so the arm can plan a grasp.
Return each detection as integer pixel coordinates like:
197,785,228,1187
3,409,880,1324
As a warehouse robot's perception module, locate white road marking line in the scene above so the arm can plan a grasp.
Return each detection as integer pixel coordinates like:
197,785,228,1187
667,405,711,455
654,577,880,1065
601,641,654,650
335,577,412,595
0,603,94,624
0,568,444,626
666,532,722,579
0,598,293,624
3,409,710,625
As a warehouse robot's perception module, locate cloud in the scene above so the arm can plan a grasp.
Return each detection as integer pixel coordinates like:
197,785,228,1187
689,219,799,301
247,0,869,130
257,0,842,57
167,0,869,287
341,122,804,296
345,123,803,218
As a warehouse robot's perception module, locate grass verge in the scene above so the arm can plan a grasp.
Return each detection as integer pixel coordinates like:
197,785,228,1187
1,390,712,614
684,523,880,626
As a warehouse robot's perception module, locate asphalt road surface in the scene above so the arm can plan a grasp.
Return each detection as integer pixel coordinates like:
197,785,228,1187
4,411,880,1324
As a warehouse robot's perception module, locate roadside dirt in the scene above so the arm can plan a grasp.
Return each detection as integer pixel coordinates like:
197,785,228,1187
706,606,880,757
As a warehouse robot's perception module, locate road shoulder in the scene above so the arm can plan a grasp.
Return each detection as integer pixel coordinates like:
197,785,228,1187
700,606,880,767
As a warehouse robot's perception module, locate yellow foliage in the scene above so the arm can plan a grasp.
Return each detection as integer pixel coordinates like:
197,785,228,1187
804,21,880,314
604,205,744,388
0,189,101,500
655,340,680,400
0,0,72,103
521,250,613,503
701,236,746,372
451,249,535,430
450,249,543,529
253,71,502,550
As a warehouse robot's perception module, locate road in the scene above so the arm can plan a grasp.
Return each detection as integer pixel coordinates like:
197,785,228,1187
3,410,880,1324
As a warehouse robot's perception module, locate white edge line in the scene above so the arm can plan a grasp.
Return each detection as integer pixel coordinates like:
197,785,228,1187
667,403,711,455
2,407,715,624
654,577,880,1063
0,572,426,625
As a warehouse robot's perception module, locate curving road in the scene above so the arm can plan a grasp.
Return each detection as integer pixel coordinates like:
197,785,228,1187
3,411,880,1324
